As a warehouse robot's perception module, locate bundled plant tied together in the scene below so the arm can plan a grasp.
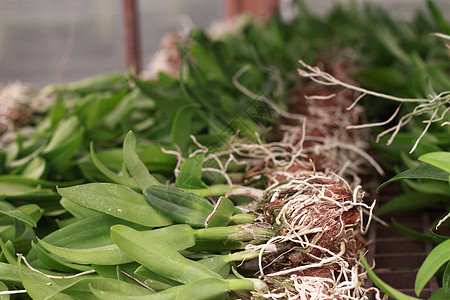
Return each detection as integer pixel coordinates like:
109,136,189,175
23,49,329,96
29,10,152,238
250,172,376,299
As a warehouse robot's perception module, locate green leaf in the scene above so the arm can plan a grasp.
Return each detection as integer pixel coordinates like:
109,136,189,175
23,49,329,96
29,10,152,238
197,256,230,278
45,276,152,300
48,97,66,129
90,283,185,300
85,91,127,130
43,125,84,172
375,191,447,216
60,198,100,219
377,164,449,192
0,182,36,196
78,278,153,299
175,153,207,189
391,218,435,242
144,186,214,227
90,142,139,190
415,238,450,296
134,265,181,291
419,152,450,174
404,179,450,196
174,278,229,300
42,72,127,95
0,175,83,189
359,252,421,300
19,261,72,300
110,225,220,284
443,262,450,294
0,240,17,266
427,0,450,34
36,215,140,265
171,104,199,155
38,238,130,266
39,223,196,266
123,131,161,191
428,287,450,300
31,242,92,272
58,183,172,227
21,156,46,179
205,197,235,228
0,206,37,227
43,116,80,153
0,263,21,286
0,280,10,300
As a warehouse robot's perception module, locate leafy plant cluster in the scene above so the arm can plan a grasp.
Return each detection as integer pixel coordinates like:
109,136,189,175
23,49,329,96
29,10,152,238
0,0,448,299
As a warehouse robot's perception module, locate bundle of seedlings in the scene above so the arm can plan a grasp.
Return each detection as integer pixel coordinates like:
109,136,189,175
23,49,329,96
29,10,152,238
0,2,447,299
0,82,52,147
152,59,384,299
210,132,379,299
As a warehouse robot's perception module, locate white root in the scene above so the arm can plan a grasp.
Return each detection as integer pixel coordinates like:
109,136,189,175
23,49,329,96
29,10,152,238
297,60,450,153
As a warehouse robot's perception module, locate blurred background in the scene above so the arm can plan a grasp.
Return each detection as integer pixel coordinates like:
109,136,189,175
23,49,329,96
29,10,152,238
0,0,449,88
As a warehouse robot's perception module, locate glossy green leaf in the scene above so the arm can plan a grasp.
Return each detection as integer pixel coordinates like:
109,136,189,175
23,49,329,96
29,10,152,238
22,156,46,179
31,242,92,272
43,125,84,172
58,183,172,227
419,152,450,174
0,240,17,266
123,131,161,191
175,153,207,189
404,179,450,196
38,238,131,266
0,182,36,196
39,223,196,266
43,116,81,153
90,283,185,300
144,186,213,227
83,278,153,299
198,256,230,278
138,224,196,250
427,0,450,34
110,225,220,284
46,277,152,300
186,239,245,252
137,144,177,173
171,104,199,154
175,278,229,300
0,263,21,286
428,287,450,300
42,72,127,95
90,143,139,189
429,216,450,243
60,198,100,219
0,206,38,228
48,97,65,129
134,265,181,291
360,252,420,300
0,175,83,188
36,215,139,265
415,238,450,296
377,164,449,192
85,91,127,130
443,262,450,294
0,280,9,300
375,191,447,216
391,218,435,242
19,262,73,300
205,197,235,228
18,204,44,224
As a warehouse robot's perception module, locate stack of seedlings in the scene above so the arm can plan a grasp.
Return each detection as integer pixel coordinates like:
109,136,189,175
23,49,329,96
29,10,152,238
0,1,448,299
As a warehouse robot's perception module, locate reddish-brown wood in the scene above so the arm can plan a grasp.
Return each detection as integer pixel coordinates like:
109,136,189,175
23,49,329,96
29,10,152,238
121,0,141,74
225,0,279,19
